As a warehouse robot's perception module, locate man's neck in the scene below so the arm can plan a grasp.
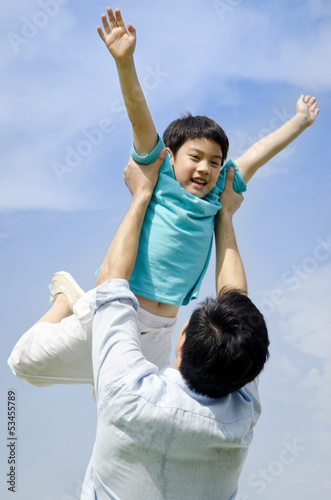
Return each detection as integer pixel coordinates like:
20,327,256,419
172,358,181,371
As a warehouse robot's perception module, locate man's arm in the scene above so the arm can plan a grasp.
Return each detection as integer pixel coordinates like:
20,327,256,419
94,150,166,401
97,148,166,285
215,168,247,294
235,95,320,184
97,8,158,156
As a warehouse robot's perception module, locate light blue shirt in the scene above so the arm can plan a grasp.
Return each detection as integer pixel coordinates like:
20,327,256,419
128,135,246,306
81,280,261,500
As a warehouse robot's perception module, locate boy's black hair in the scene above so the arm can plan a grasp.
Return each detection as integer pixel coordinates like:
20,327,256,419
163,113,229,166
180,288,270,399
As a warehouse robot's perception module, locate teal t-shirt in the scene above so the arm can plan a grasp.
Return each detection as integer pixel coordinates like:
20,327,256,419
126,135,246,306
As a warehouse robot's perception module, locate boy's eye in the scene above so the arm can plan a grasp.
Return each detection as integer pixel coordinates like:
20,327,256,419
211,161,221,167
190,155,199,160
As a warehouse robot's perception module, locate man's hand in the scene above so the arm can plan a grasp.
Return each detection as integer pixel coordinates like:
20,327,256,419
296,94,320,127
219,167,244,218
124,148,167,201
97,8,136,63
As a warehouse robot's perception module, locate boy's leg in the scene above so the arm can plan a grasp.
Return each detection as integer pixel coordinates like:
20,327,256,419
35,271,85,325
137,308,177,370
8,310,94,387
35,293,71,325
8,274,94,387
8,303,176,389
8,274,177,388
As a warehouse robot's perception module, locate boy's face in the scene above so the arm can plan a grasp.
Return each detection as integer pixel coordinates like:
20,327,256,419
169,138,223,198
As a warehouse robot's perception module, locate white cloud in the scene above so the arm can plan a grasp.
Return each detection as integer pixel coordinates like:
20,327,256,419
275,355,300,379
1,0,330,212
276,262,331,424
207,3,331,91
140,1,331,93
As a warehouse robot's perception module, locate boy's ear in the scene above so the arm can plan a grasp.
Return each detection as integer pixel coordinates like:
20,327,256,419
166,147,175,166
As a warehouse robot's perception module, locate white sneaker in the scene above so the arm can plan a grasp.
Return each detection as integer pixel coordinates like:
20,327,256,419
49,271,85,313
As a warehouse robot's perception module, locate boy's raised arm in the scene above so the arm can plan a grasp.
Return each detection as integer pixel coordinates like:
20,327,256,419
97,8,158,156
235,95,320,184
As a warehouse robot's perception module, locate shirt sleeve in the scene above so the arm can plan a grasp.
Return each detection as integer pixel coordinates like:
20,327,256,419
130,134,165,165
91,280,158,407
239,377,261,424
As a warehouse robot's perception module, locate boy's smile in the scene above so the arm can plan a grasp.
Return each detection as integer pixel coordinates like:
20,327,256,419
169,138,223,198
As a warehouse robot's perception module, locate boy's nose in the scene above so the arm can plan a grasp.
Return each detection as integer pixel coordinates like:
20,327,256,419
196,161,210,174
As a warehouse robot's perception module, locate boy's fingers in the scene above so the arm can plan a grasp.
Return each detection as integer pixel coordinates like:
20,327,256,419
107,7,117,29
115,9,126,28
127,23,136,36
101,13,111,34
97,26,106,41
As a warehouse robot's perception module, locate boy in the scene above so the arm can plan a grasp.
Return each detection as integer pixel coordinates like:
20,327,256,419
8,7,319,387
96,7,319,317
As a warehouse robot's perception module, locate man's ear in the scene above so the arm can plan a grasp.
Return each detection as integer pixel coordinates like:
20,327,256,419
178,327,187,352
178,338,185,352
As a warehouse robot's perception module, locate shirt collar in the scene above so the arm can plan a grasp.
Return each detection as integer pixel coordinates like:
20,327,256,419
162,367,218,404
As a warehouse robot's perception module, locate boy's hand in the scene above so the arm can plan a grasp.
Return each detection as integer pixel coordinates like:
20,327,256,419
97,8,136,63
124,148,166,200
219,168,244,217
296,94,320,127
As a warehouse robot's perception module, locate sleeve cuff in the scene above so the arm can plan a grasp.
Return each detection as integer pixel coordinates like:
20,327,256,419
219,159,247,194
130,134,165,165
94,279,139,314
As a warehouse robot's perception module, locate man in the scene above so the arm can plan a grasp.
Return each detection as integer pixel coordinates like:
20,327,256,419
80,149,269,500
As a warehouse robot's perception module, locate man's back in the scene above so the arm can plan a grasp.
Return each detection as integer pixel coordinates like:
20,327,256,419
82,281,261,500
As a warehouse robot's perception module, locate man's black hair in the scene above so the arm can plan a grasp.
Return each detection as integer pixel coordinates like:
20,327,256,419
180,288,270,398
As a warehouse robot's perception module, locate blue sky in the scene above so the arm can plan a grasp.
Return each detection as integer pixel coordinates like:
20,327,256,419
1,0,331,498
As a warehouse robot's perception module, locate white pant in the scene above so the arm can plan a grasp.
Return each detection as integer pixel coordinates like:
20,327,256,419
8,289,177,388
